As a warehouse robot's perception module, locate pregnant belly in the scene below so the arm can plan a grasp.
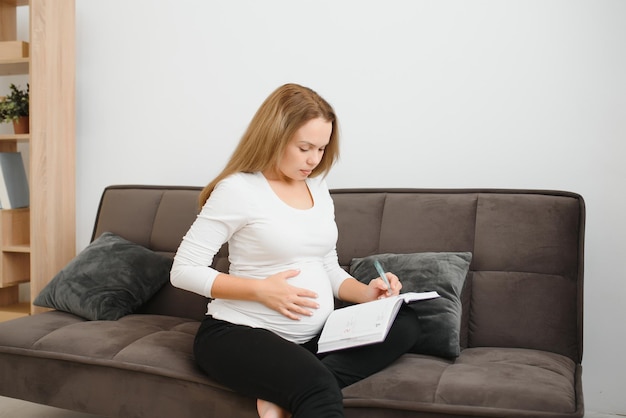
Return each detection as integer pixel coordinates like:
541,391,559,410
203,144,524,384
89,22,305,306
211,262,335,343
266,263,335,341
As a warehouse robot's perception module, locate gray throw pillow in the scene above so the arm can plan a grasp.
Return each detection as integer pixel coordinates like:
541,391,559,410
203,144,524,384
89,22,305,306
350,252,471,358
34,232,173,321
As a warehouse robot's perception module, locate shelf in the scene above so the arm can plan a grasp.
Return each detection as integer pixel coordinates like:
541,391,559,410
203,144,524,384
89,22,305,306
1,0,75,314
0,1,29,7
0,0,32,315
0,208,29,288
3,244,30,253
0,276,28,287
0,302,29,322
0,134,30,142
0,58,29,76
1,209,29,246
1,251,29,287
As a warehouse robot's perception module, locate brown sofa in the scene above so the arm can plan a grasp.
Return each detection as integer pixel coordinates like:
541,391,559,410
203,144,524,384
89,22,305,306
0,185,585,418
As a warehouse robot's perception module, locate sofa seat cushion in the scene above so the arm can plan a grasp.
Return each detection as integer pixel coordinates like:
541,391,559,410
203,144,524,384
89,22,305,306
1,312,580,418
0,311,212,384
342,347,578,416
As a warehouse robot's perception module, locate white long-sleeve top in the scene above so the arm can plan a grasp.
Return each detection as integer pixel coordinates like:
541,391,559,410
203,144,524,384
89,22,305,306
170,172,351,343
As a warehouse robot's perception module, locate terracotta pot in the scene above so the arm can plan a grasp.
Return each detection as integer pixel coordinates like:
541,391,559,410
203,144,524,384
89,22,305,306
12,116,29,134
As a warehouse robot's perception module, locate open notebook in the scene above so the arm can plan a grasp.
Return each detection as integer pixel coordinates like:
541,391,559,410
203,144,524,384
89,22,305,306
317,291,439,353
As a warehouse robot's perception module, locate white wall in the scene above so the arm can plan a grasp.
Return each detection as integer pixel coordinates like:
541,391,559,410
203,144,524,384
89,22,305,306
72,0,626,414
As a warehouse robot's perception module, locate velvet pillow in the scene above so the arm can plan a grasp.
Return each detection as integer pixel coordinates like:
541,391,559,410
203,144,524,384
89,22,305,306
350,252,472,358
34,232,173,321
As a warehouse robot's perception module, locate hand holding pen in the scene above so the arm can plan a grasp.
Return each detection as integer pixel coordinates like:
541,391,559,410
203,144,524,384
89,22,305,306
373,260,401,298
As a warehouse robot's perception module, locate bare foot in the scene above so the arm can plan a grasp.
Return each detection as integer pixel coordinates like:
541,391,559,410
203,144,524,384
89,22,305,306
257,399,291,418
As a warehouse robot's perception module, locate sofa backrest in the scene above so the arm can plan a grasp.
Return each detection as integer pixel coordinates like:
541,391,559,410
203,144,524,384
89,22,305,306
92,185,585,363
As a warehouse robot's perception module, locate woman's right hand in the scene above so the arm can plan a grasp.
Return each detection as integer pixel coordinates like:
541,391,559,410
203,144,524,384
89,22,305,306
258,269,319,320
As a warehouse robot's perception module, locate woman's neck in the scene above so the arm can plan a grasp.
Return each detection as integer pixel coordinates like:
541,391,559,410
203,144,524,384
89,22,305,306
262,171,313,209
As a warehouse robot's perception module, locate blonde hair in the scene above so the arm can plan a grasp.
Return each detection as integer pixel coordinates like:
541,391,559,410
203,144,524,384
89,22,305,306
199,83,340,207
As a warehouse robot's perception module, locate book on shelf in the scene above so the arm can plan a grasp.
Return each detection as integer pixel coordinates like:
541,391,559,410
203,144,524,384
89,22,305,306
0,152,29,209
317,291,440,353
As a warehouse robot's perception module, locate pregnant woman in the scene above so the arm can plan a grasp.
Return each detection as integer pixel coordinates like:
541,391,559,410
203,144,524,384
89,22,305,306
171,83,420,418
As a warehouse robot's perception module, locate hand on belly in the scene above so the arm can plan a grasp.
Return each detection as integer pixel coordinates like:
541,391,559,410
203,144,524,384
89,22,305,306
258,264,334,320
282,264,335,323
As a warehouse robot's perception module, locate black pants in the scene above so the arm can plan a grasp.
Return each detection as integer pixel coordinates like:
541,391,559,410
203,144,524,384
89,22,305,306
193,305,420,418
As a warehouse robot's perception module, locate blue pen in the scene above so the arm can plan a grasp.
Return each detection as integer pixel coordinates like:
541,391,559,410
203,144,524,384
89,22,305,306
373,260,391,292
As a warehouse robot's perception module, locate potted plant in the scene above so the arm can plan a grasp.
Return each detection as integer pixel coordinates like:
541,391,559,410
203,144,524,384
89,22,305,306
0,83,29,134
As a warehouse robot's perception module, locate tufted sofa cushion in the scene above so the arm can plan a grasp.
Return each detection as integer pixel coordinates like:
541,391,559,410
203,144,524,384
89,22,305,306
0,311,201,379
343,348,577,415
0,310,258,417
0,311,580,418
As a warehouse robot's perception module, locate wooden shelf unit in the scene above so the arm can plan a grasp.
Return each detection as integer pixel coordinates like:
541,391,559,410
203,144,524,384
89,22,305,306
0,0,75,319
0,58,28,76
